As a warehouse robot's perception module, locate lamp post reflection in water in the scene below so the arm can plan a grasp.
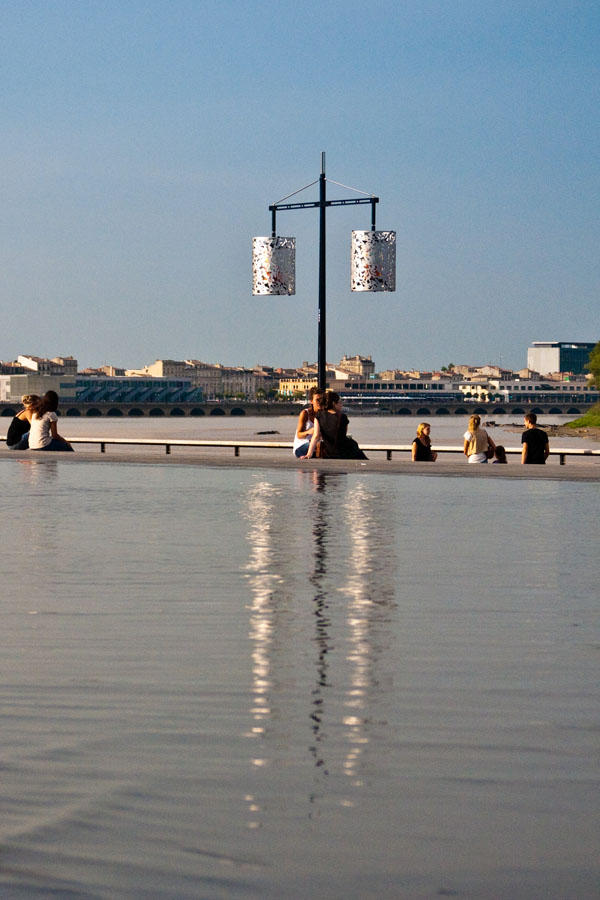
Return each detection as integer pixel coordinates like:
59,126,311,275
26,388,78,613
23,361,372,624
340,482,397,788
307,471,337,795
242,479,283,829
242,471,398,822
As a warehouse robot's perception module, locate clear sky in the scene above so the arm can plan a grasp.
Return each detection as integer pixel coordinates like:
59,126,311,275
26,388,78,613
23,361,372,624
2,0,598,372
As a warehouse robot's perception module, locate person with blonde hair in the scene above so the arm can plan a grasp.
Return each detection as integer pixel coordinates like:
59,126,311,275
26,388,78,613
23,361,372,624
463,413,495,463
412,422,438,461
5,394,39,449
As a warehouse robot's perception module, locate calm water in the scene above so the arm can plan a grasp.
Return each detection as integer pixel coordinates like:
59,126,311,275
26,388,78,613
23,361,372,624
0,459,598,899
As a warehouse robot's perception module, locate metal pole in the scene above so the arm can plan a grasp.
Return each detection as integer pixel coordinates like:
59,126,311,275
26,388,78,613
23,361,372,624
318,152,326,389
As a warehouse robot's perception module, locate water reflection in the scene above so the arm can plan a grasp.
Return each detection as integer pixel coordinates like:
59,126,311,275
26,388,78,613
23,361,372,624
15,458,59,484
339,481,396,787
242,480,281,748
10,459,60,559
242,471,398,820
306,472,338,796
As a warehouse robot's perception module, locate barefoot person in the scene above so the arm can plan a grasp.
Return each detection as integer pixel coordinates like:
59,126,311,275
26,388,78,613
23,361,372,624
302,391,367,460
292,387,324,458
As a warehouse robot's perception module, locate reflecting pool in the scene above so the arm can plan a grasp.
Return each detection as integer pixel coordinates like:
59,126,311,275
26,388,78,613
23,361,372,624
0,460,598,899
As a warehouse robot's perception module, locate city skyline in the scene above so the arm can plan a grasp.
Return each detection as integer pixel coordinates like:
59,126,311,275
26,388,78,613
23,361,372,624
2,1,598,371
3,343,596,379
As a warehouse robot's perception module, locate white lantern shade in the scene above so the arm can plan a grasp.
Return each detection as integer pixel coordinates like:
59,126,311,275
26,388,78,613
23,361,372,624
351,230,396,292
252,236,296,295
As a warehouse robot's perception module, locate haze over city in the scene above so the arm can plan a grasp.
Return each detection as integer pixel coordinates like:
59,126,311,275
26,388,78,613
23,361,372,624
3,1,598,372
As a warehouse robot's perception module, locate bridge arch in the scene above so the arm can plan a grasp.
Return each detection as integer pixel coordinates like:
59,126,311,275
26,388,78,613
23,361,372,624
1,407,16,417
107,408,123,417
567,407,581,415
210,407,226,416
395,408,412,415
86,408,102,417
530,407,544,415
149,408,165,416
511,407,526,415
474,407,488,415
548,407,562,415
492,407,507,415
416,407,431,416
230,407,246,416
454,407,469,415
190,407,205,416
65,408,81,417
435,408,450,415
169,408,185,416
128,408,144,417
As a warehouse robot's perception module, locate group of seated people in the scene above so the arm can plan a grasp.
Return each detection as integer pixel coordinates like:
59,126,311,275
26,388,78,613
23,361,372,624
6,391,73,451
293,388,368,460
295,401,523,465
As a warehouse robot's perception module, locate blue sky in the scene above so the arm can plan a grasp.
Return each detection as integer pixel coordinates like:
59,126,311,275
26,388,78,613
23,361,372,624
2,0,598,371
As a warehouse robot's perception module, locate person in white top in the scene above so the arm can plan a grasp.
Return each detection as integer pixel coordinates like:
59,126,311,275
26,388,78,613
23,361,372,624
463,414,495,464
28,391,73,451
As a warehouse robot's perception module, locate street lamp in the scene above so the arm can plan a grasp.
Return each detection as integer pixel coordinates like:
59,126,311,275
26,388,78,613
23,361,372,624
252,152,395,389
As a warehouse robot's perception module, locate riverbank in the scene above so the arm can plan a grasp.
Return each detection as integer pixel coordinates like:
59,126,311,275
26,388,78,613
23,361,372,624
504,422,600,442
500,419,600,442
547,424,600,441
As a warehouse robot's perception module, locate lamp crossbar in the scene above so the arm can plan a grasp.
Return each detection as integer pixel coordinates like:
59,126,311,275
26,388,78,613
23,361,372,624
269,197,378,212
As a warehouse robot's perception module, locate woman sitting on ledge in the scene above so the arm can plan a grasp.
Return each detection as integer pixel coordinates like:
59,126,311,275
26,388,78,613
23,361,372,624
6,394,38,449
411,422,438,461
302,391,367,460
28,391,74,452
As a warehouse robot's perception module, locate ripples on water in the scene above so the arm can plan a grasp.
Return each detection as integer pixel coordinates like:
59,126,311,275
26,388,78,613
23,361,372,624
0,460,598,899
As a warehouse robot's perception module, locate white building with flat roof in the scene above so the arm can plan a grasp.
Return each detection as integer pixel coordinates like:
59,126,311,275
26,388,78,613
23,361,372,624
527,342,595,375
0,374,77,403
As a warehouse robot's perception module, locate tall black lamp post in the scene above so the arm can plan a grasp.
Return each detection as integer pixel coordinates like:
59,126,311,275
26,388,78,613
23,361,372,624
253,152,395,390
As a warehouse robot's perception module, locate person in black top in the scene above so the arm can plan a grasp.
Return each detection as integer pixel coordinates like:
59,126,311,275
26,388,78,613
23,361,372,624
302,391,367,459
521,413,550,464
6,394,38,449
412,422,438,461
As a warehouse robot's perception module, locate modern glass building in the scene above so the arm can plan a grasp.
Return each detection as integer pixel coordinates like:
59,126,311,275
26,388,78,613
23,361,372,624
527,341,596,375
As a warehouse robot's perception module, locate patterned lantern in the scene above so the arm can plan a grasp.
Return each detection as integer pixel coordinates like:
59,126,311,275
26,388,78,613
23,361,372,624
351,230,396,292
252,236,296,295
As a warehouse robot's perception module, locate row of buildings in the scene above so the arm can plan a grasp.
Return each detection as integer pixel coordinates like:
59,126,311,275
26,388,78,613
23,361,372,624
0,343,597,407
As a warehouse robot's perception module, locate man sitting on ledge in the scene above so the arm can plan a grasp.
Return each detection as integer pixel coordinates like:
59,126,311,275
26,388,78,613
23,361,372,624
521,412,549,465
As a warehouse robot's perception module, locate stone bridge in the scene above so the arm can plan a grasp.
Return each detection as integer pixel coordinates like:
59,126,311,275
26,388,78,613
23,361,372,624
376,401,589,417
0,402,300,418
0,400,591,419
